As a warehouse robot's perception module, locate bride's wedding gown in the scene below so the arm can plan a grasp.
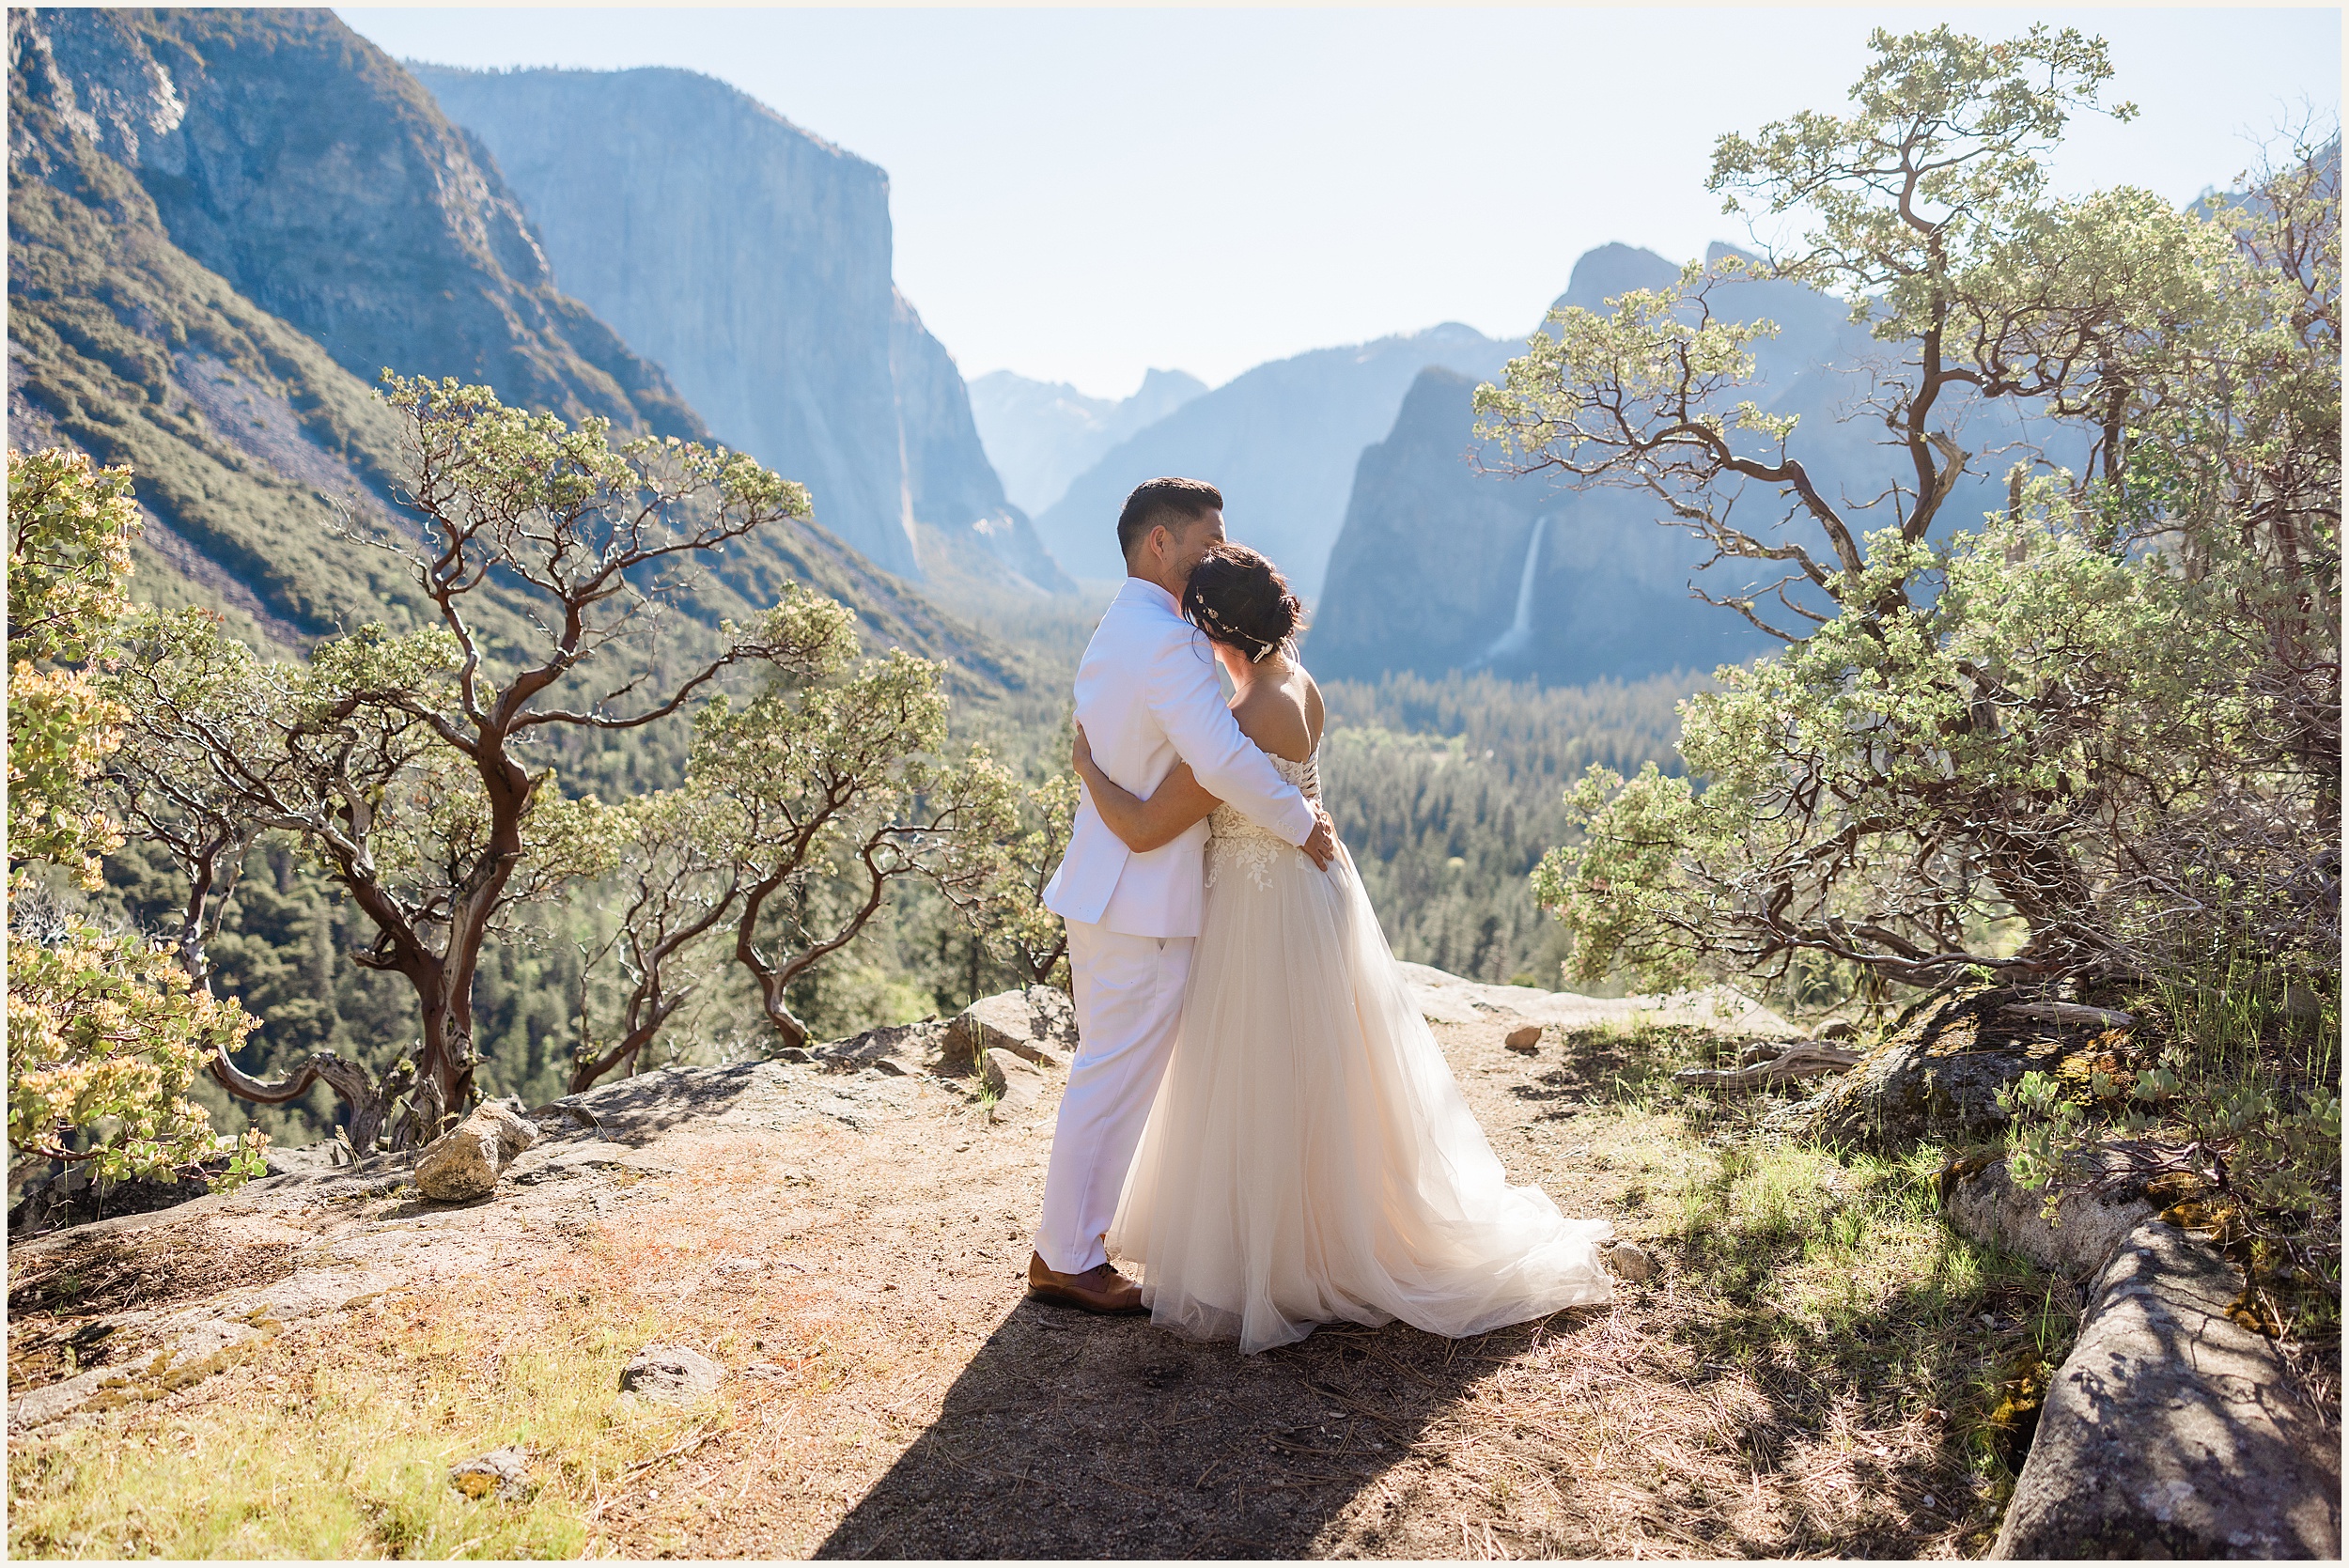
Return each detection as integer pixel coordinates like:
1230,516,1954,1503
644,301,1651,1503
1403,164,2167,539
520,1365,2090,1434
1107,747,1614,1354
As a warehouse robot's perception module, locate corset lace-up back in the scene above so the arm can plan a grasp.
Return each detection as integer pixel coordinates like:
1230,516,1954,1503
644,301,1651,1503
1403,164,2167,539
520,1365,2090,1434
1206,747,1319,892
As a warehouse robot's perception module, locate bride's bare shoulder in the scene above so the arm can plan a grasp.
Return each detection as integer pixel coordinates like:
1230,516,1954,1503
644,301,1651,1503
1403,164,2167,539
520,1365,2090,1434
1232,676,1315,764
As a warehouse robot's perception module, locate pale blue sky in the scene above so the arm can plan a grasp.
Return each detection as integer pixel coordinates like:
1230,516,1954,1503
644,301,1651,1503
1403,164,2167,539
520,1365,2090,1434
340,8,2340,398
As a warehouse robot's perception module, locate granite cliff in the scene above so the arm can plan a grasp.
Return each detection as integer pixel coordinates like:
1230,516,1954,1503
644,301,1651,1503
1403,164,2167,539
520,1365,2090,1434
1034,323,1517,594
968,366,1206,517
29,8,701,440
1309,367,1771,686
412,64,1068,593
1310,241,2040,687
7,8,1019,684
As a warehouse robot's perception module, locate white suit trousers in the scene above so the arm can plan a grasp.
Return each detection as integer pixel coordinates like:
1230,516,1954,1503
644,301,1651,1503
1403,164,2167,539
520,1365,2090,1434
1034,919,1194,1275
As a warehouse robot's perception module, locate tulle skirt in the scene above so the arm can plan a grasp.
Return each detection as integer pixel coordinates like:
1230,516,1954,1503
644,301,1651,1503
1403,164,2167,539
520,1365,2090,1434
1106,836,1614,1354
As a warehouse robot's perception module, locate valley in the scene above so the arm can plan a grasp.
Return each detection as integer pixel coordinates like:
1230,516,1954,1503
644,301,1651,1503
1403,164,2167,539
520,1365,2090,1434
8,4,1738,1155
9,16,2337,1561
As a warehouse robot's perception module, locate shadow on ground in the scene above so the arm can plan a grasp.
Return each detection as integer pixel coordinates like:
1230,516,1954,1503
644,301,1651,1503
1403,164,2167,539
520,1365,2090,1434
548,1061,769,1144
817,1297,1593,1559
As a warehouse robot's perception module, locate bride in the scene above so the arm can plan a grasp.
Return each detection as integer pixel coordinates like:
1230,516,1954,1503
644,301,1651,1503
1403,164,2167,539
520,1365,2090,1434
1069,542,1614,1354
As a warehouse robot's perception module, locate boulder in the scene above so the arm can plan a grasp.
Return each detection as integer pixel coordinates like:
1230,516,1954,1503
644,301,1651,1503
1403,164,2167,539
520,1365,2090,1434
620,1343,724,1405
413,1103,537,1203
814,1018,949,1077
449,1446,537,1502
944,986,1078,1072
981,1048,1049,1118
1994,1220,2341,1559
1504,1026,1543,1053
1941,1154,2156,1277
1604,1242,1657,1282
1766,984,2121,1153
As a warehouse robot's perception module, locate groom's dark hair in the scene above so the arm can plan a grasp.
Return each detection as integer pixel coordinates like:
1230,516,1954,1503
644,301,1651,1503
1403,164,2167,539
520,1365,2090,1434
1117,477,1223,563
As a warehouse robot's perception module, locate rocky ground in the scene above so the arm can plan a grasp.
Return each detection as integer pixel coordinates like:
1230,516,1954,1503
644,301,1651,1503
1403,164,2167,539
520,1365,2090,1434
10,974,2060,1559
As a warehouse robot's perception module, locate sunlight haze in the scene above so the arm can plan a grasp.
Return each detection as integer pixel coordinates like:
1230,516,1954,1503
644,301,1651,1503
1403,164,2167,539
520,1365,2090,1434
341,8,2340,395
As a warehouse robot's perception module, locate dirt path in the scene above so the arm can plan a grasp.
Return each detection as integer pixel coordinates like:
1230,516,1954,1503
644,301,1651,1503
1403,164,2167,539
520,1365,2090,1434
9,993,2031,1559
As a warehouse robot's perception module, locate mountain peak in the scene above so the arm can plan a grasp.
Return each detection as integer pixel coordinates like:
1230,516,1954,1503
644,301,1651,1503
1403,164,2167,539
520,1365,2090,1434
1550,242,1678,318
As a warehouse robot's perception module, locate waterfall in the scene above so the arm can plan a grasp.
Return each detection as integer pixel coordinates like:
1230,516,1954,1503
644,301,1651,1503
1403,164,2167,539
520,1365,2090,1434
1471,514,1548,668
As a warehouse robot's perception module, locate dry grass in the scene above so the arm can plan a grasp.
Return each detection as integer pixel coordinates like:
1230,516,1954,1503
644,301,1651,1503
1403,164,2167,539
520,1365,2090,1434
8,1017,2077,1558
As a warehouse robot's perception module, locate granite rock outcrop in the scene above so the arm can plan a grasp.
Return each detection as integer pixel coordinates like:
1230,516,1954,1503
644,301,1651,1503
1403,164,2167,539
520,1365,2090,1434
1308,241,2066,687
8,9,1021,682
29,8,701,439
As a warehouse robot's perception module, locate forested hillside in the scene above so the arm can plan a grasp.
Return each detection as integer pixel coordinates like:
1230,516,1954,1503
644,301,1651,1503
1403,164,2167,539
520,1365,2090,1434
7,7,1058,1165
1319,672,1691,986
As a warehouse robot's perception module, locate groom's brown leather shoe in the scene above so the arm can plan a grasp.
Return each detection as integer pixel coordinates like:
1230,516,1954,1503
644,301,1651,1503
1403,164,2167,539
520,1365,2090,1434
1027,1251,1146,1314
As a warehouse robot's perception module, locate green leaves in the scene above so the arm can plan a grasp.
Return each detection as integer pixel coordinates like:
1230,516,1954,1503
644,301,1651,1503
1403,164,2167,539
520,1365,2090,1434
683,643,1022,1048
1504,28,2336,1007
8,449,264,1187
982,768,1081,988
7,915,265,1185
1708,26,2133,305
8,449,139,887
8,448,138,667
373,372,811,619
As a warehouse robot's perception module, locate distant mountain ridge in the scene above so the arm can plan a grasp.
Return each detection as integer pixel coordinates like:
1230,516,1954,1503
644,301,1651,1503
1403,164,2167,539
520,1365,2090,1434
1034,322,1519,594
968,367,1207,517
1309,240,2072,688
7,8,1020,688
412,63,1069,595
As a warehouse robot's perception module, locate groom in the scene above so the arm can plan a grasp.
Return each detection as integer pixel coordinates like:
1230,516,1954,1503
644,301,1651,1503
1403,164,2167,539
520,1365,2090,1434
1028,477,1337,1313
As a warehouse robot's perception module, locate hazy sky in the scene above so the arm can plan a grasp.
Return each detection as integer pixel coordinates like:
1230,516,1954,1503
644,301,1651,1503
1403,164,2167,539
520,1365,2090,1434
340,8,2340,399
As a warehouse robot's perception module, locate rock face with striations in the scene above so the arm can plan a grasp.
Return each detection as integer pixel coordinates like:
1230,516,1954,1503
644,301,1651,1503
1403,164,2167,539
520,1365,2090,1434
29,8,702,439
8,9,1020,684
1309,241,2063,688
1994,1219,2341,1559
412,64,1068,593
10,6,445,644
1309,365,1772,686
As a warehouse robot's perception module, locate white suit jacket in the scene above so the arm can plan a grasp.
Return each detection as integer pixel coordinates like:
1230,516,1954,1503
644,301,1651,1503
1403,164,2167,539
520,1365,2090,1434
1042,577,1315,938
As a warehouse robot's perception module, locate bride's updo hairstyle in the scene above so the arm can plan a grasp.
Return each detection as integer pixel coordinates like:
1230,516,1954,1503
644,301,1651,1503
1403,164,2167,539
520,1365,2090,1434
1183,543,1303,664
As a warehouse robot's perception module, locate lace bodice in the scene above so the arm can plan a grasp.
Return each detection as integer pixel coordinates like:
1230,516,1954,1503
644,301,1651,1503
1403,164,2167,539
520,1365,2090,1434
1206,747,1322,892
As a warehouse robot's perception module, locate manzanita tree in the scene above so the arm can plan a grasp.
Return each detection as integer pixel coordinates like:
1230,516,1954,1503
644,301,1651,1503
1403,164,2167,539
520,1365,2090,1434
565,600,1021,1081
980,746,1080,990
1480,26,2339,997
7,450,262,1186
105,378,856,1142
567,787,745,1093
688,601,1019,1052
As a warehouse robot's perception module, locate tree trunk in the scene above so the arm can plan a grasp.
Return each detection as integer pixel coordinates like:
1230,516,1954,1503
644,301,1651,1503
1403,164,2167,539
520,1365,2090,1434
406,980,478,1146
209,1048,389,1153
754,979,813,1052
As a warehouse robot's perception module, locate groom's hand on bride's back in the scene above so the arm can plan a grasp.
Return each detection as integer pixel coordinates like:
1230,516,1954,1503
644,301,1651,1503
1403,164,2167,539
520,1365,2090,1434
1302,808,1337,870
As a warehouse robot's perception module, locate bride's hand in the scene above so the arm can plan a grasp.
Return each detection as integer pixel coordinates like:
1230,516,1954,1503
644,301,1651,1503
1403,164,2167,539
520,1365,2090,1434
1071,722,1095,779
